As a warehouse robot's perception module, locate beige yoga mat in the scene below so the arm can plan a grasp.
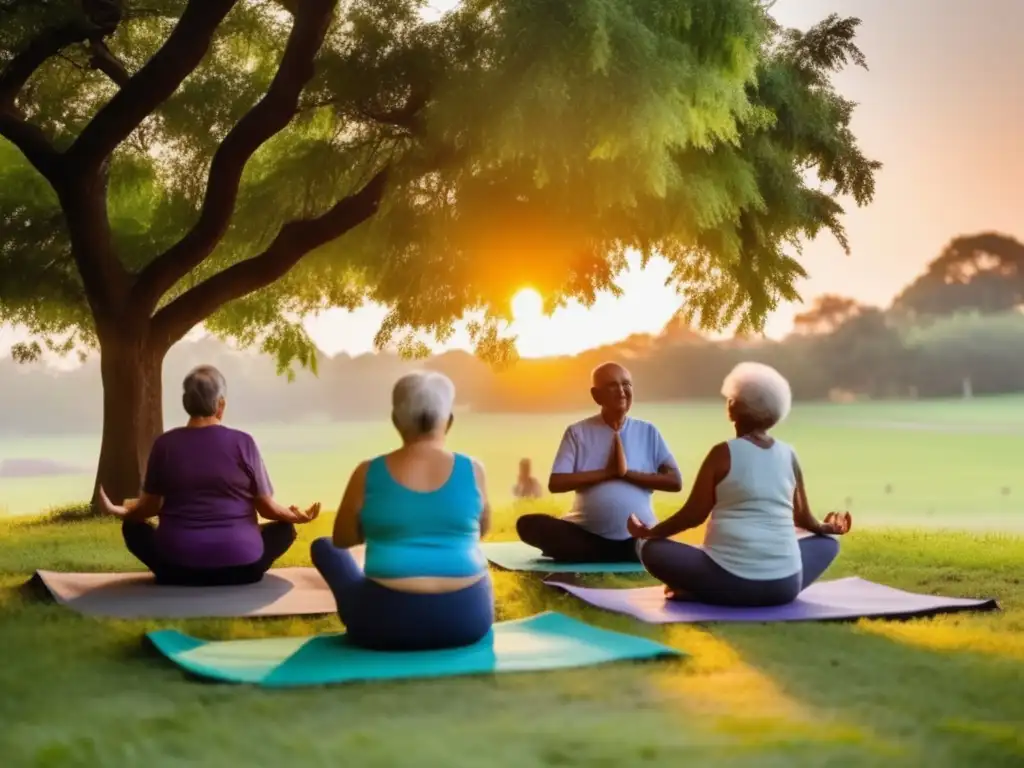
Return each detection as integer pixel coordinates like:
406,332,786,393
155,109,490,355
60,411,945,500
32,568,337,619
32,547,365,619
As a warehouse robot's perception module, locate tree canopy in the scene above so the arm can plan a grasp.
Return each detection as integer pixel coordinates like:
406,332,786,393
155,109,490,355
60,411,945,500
892,232,1024,319
0,0,880,498
2,0,879,368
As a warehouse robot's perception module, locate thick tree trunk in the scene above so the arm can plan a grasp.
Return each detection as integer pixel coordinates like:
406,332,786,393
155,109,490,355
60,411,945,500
92,331,166,506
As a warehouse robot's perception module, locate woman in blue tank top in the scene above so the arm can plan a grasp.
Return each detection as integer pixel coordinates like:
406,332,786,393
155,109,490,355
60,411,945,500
310,371,493,651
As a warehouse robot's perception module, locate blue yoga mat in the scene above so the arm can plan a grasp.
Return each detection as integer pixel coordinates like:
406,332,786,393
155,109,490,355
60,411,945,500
146,612,682,687
547,577,999,624
481,541,646,573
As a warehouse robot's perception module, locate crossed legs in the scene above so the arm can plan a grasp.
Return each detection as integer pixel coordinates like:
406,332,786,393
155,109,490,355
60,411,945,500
638,535,841,607
310,538,494,651
122,520,296,586
516,514,639,563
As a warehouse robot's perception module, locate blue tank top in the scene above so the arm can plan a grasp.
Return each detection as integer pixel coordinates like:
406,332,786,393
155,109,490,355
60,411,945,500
361,453,486,579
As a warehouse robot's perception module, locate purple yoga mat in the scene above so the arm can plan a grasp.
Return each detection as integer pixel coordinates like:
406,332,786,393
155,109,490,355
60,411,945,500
545,576,998,624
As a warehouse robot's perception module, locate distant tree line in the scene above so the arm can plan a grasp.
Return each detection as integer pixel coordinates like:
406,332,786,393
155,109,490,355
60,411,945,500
1,232,1022,434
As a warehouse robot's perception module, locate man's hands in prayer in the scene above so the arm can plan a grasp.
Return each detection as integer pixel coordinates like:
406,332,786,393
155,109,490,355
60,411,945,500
287,502,321,524
606,431,628,479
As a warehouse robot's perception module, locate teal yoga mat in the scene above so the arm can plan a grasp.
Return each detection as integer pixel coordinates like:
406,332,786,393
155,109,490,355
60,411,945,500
146,612,681,687
481,541,646,573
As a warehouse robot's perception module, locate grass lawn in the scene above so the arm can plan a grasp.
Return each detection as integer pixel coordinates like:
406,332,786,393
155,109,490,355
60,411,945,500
1,504,1023,767
3,396,1024,529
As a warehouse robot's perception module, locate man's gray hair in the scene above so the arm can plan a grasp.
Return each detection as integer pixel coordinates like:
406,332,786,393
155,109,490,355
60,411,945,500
182,365,227,418
721,362,792,426
392,370,456,435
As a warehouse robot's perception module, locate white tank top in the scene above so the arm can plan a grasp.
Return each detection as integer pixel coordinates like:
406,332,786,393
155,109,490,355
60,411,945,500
702,438,802,581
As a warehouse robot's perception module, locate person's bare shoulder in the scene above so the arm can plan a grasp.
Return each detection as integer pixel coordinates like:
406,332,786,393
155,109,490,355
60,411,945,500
470,456,487,480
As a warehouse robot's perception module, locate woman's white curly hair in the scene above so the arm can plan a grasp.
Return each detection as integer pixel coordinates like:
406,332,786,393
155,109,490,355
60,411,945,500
392,370,456,436
721,362,792,427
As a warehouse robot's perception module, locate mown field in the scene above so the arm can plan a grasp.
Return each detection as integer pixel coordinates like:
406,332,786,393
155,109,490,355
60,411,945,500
1,396,1023,766
1,507,1022,766
3,396,1023,529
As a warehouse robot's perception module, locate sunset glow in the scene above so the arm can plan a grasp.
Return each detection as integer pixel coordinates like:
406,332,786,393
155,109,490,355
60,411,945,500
510,288,543,323
3,1,1022,370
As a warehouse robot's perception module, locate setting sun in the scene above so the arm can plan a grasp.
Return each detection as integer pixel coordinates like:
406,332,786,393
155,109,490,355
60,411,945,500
511,288,544,322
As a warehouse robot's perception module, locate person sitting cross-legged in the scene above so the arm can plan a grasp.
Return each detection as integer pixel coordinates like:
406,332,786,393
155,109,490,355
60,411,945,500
97,365,319,587
512,458,543,500
310,371,494,651
627,362,852,607
516,362,682,563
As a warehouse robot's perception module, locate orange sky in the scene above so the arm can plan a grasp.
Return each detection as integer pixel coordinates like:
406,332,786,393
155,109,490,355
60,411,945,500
3,0,1023,363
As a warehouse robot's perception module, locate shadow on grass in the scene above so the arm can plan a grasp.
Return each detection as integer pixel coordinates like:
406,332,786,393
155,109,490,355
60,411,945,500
712,618,1024,765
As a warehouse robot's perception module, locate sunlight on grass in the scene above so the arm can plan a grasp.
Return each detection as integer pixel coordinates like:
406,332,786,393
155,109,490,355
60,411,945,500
858,615,1024,661
652,625,898,756
941,720,1024,757
2,515,1024,765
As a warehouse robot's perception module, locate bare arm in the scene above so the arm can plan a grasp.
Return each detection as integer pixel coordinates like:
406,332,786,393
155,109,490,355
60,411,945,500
548,468,614,494
248,439,319,524
472,459,492,538
254,495,299,523
643,444,727,539
126,492,162,521
623,427,683,491
624,463,683,493
792,455,828,535
549,428,622,492
333,461,369,548
97,487,161,521
548,428,610,493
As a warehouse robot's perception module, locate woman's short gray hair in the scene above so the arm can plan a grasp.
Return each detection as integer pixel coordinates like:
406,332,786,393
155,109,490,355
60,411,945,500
182,365,227,418
392,371,456,436
721,362,792,427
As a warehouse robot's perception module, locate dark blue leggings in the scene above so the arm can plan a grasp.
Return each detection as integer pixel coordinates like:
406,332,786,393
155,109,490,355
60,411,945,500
638,535,841,607
310,538,495,651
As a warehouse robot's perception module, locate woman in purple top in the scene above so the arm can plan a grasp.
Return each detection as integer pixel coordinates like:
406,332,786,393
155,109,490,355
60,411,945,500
97,365,320,586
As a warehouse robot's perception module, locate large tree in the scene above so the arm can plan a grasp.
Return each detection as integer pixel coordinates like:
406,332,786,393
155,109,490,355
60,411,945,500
892,232,1024,318
0,0,879,503
792,293,867,335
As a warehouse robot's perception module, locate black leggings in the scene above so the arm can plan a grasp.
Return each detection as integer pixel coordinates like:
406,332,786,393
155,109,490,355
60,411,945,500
516,514,640,563
122,520,296,587
638,535,841,607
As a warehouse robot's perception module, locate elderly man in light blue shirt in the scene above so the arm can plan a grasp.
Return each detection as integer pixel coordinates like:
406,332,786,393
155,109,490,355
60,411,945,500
516,362,682,562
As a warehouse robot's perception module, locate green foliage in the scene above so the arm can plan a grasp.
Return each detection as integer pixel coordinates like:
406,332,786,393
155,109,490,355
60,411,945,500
0,140,92,353
1,0,879,370
893,232,1024,318
902,311,1024,396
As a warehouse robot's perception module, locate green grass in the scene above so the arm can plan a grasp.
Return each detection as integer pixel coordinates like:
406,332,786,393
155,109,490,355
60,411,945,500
3,397,1024,528
1,505,1023,767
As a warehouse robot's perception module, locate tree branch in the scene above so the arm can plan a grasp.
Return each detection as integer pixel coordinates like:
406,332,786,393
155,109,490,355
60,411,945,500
132,0,339,315
0,21,92,106
88,39,131,87
67,0,239,172
56,171,133,317
0,109,60,177
151,167,390,346
358,85,430,133
0,18,94,177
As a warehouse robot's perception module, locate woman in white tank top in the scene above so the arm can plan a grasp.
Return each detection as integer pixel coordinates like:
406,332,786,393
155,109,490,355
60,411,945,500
627,363,852,607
